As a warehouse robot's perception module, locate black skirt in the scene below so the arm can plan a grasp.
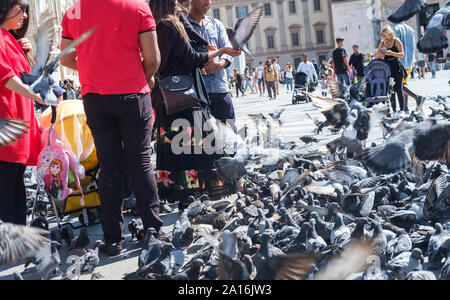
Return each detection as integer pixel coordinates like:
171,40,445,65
152,87,235,202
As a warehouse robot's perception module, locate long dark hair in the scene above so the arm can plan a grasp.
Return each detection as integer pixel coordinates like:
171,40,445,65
149,0,190,42
0,0,30,39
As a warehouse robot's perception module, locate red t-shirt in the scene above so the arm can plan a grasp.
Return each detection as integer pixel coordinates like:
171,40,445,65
61,0,156,96
0,29,42,166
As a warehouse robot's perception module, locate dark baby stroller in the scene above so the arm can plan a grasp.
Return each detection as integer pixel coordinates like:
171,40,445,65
364,59,392,106
292,72,314,104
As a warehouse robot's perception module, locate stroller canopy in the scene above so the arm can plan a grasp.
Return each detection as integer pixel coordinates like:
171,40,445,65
365,59,391,98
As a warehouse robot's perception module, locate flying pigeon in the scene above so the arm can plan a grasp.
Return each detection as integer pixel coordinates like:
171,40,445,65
0,219,49,266
388,0,428,23
0,118,30,146
417,2,450,53
20,13,96,105
226,6,264,56
361,121,450,174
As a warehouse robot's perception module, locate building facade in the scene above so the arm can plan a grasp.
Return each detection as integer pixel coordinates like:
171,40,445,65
209,0,336,70
332,0,450,56
27,0,78,82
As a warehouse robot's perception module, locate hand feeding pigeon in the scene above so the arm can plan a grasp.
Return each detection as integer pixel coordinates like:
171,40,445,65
20,14,96,105
417,2,450,53
0,118,30,147
388,0,428,23
226,6,264,56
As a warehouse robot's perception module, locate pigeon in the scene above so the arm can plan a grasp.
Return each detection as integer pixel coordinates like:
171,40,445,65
427,223,450,269
20,14,96,105
388,0,428,23
406,270,437,280
128,219,145,241
386,248,424,279
0,118,30,147
0,219,49,266
78,241,101,276
330,213,351,246
33,241,61,280
299,136,319,145
226,5,264,56
361,121,450,174
69,229,90,250
417,2,450,53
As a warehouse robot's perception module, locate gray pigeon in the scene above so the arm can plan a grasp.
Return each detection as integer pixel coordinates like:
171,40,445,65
0,219,49,265
34,241,61,280
388,0,428,23
417,2,450,53
79,241,101,275
0,118,30,147
226,6,264,56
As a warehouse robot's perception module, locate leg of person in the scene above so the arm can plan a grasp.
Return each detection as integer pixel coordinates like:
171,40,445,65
394,76,405,112
12,164,26,225
266,81,273,99
117,93,163,234
403,85,424,109
343,73,351,86
83,94,125,248
430,61,436,78
0,161,25,224
208,93,237,132
258,79,262,96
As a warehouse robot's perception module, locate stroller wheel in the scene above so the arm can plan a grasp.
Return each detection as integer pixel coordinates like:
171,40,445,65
50,229,63,249
78,214,88,226
30,216,49,231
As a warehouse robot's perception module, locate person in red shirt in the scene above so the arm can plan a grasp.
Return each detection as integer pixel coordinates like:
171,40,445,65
60,0,161,256
0,0,45,225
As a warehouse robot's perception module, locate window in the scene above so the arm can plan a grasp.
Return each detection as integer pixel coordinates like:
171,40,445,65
213,8,220,20
236,6,249,19
294,57,302,69
267,34,275,49
264,3,272,16
316,29,324,44
314,0,321,11
291,32,299,46
289,1,296,14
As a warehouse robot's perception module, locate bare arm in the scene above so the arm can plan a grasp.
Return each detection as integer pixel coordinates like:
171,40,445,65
374,41,385,59
140,31,161,89
60,38,78,71
5,75,44,104
385,39,404,58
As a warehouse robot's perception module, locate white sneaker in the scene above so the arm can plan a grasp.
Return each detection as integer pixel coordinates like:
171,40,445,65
398,111,406,118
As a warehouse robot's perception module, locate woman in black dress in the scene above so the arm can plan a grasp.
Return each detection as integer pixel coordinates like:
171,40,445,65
375,25,405,116
149,0,240,207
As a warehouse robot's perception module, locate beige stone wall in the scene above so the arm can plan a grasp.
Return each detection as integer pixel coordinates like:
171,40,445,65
210,0,336,68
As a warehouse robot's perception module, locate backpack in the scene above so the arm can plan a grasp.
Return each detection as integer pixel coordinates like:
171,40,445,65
36,125,85,206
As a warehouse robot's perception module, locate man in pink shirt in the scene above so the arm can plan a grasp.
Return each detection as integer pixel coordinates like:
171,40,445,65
60,0,161,256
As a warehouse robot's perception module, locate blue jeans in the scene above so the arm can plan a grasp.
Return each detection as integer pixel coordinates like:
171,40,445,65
243,78,254,93
429,61,436,78
285,78,293,91
336,73,350,86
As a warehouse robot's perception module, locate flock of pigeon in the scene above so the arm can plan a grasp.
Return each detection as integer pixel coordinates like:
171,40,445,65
0,0,449,280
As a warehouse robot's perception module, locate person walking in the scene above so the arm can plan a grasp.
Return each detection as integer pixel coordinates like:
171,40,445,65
251,67,258,94
296,54,317,83
349,44,364,81
312,58,321,79
256,61,265,97
60,0,163,255
242,66,255,95
263,60,277,100
188,0,240,132
233,69,244,97
148,0,240,210
416,50,426,79
284,63,294,93
332,37,351,86
272,58,281,95
428,53,437,79
375,25,406,117
0,0,45,225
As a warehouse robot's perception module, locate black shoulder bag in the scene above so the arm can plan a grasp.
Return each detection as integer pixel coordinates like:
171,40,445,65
159,68,209,115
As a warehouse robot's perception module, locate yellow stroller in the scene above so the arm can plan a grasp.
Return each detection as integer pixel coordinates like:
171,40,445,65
30,101,101,240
